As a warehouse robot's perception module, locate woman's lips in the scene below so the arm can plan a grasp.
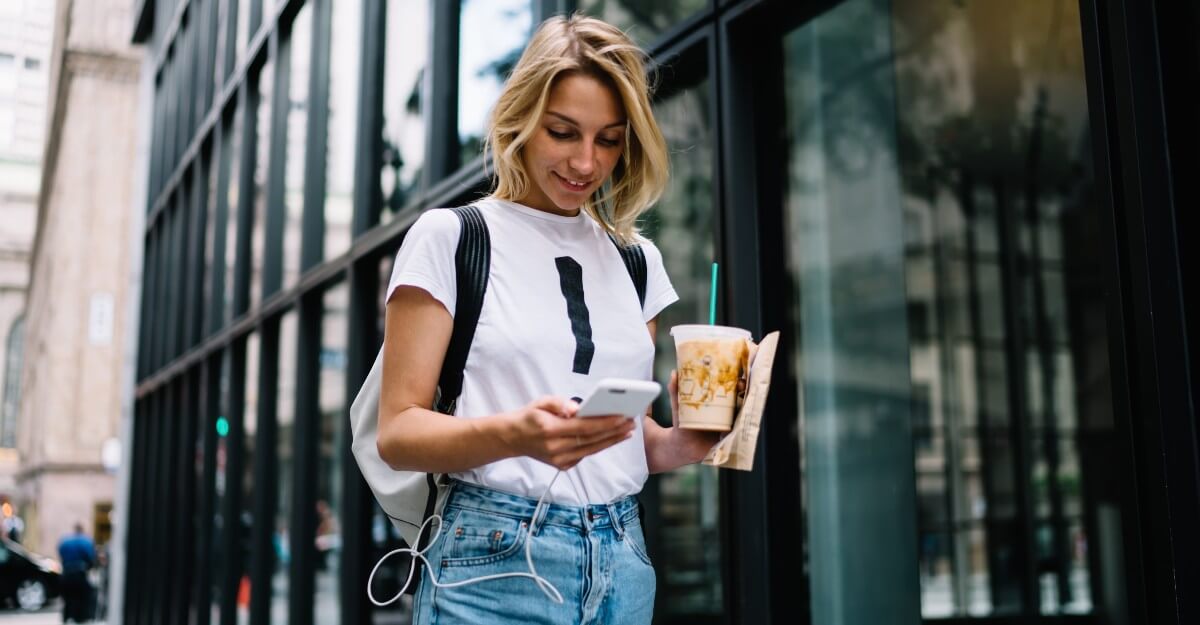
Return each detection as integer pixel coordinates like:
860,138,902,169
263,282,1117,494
554,171,591,194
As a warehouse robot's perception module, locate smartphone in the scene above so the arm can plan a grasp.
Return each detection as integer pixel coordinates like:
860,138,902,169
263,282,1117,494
576,378,662,418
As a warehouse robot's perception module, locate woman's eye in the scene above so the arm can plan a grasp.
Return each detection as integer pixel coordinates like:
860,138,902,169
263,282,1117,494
547,129,572,140
598,137,621,147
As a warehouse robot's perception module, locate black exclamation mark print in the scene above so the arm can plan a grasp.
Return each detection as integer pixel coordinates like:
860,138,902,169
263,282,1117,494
555,257,594,374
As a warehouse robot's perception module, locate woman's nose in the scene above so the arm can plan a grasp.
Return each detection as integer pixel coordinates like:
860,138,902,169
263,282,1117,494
568,143,596,177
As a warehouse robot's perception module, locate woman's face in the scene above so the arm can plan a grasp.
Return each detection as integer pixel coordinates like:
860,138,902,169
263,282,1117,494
518,73,627,216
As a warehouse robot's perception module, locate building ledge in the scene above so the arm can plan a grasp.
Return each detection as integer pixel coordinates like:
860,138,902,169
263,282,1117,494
15,462,108,482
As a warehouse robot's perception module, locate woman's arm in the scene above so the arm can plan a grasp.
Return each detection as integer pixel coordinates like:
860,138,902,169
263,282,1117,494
643,318,722,474
377,285,635,473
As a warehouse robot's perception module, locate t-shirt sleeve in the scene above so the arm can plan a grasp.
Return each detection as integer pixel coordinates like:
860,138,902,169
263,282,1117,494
385,209,461,317
639,238,679,322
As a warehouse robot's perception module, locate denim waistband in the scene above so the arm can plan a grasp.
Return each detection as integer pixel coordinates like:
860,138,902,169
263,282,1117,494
447,479,640,535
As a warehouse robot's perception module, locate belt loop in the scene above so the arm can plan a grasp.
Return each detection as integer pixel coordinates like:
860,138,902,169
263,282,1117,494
607,502,626,540
530,500,550,536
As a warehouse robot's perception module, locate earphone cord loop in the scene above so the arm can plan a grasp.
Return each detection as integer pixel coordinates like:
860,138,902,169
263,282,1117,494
366,471,568,606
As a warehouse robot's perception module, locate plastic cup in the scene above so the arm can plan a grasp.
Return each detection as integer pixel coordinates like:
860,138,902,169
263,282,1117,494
670,324,752,432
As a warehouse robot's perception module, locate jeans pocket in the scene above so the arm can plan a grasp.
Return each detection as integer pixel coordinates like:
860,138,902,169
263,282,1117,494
623,515,654,567
439,507,528,567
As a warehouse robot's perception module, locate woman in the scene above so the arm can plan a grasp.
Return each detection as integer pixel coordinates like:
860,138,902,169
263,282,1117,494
377,13,717,624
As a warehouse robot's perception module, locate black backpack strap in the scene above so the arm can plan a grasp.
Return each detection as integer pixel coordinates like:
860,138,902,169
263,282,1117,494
609,234,648,309
434,205,490,415
405,206,488,561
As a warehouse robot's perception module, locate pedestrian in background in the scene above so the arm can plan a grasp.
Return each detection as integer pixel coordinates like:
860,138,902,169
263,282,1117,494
57,522,96,623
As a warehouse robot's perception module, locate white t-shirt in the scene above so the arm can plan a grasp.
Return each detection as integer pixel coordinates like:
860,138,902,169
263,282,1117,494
386,197,679,505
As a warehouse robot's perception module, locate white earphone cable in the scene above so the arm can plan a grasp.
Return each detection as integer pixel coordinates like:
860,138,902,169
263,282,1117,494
366,469,571,607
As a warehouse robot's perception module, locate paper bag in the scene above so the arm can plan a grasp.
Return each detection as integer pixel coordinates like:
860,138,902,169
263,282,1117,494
702,331,779,471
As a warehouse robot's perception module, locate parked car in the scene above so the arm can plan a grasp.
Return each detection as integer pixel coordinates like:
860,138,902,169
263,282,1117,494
0,537,61,611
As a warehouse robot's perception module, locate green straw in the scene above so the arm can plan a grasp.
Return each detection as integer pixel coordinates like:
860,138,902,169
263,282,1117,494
709,262,719,325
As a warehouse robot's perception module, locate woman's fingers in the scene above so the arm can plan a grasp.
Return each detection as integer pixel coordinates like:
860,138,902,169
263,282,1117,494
553,429,636,470
521,397,639,469
529,395,576,418
549,413,628,436
572,419,635,447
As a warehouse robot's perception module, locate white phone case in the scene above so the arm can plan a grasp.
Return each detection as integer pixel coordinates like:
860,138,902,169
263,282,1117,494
576,378,662,418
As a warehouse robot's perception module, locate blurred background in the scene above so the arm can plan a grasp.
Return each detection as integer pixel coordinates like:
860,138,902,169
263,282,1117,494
0,1,1196,625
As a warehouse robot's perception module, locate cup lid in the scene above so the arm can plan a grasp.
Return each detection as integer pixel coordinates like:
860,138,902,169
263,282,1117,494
670,324,752,340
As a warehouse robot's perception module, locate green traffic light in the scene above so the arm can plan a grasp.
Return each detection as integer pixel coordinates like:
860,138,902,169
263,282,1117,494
216,416,230,437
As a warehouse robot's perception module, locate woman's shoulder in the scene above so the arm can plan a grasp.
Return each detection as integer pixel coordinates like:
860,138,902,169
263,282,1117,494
408,206,466,241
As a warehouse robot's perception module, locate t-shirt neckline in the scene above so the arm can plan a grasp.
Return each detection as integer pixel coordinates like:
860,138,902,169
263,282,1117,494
486,197,587,224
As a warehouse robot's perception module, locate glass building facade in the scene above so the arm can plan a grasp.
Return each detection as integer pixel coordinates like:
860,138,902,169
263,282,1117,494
126,1,1198,624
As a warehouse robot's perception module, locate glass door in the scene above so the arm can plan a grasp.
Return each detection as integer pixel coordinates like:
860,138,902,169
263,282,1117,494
766,0,1140,622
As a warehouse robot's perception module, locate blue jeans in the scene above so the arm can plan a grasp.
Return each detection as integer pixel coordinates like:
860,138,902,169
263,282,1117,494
413,480,656,625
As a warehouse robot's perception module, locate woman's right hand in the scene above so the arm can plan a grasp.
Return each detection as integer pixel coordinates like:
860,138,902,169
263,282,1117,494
499,396,636,470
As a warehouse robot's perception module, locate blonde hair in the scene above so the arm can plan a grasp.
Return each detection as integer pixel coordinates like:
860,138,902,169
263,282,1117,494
483,13,668,245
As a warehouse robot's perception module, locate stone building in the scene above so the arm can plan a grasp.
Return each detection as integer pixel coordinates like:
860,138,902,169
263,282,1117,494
15,0,141,563
0,0,54,522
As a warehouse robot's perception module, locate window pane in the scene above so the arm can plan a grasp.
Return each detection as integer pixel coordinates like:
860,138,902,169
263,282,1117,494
456,0,530,168
782,0,1132,620
190,371,208,623
222,108,244,327
273,312,299,623
380,0,429,224
214,0,229,94
315,283,349,625
210,351,232,624
642,74,723,616
205,137,222,335
235,0,254,71
576,0,708,47
1,317,23,447
238,333,260,625
282,5,313,291
324,0,361,256
250,59,274,311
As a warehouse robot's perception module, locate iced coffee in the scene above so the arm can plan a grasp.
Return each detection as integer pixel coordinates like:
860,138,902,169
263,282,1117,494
670,324,751,431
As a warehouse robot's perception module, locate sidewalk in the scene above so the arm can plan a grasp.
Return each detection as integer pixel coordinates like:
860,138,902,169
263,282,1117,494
0,608,75,624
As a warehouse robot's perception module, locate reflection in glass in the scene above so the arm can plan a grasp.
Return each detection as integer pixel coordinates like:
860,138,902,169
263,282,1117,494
235,0,253,72
782,5,928,622
457,0,530,168
222,108,244,326
250,59,274,311
203,140,219,335
642,77,722,616
324,0,360,257
380,0,428,224
210,352,231,625
782,0,1128,621
191,372,207,624
377,254,393,339
576,0,707,47
214,0,230,93
272,312,299,623
238,333,259,625
282,5,312,291
315,283,348,624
